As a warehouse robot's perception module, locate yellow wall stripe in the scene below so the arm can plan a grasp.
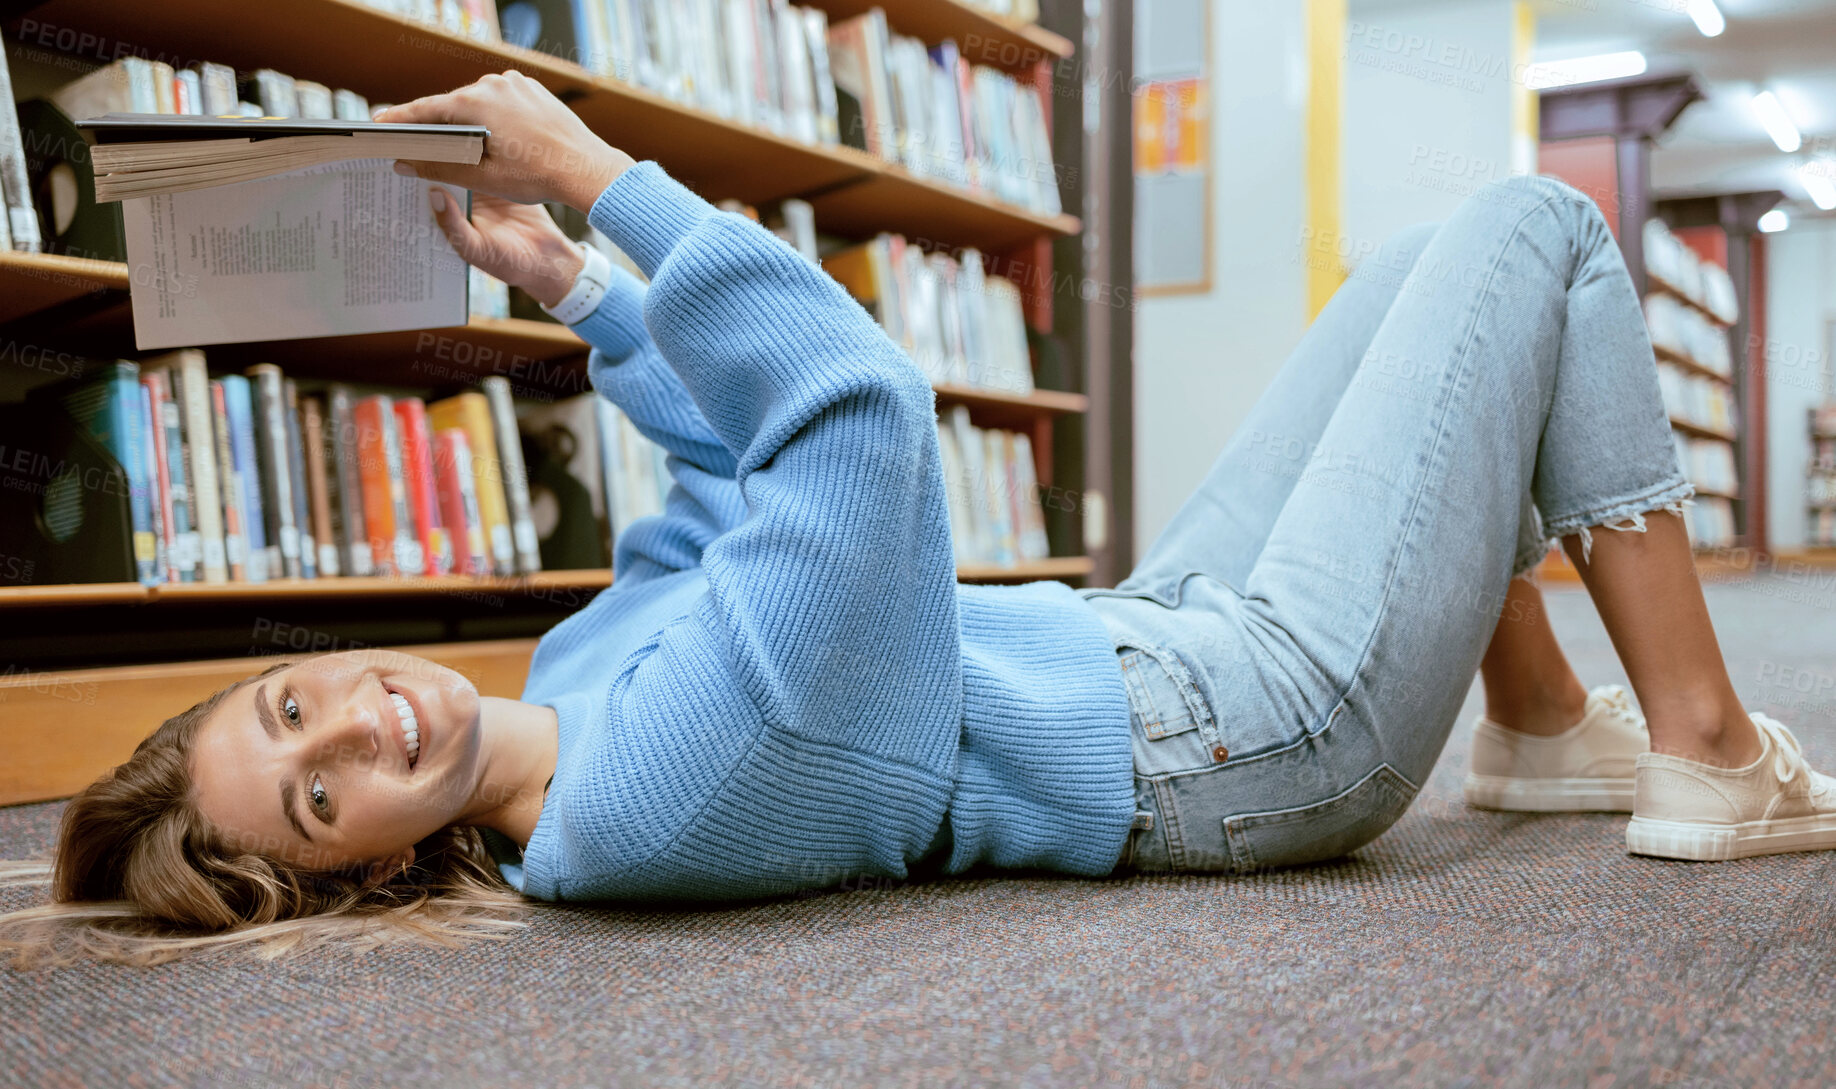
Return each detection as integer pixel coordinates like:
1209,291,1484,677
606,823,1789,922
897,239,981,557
1305,0,1345,322
1510,0,1539,176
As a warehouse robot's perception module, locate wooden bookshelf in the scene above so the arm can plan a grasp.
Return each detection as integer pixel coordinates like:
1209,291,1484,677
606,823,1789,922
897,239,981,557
1646,270,1733,325
14,0,1079,250
0,0,1111,792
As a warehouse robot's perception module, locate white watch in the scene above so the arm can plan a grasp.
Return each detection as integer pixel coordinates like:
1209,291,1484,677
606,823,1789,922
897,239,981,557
541,241,612,326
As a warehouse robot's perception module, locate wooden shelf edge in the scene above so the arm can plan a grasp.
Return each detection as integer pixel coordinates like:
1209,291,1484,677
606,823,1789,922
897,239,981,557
1646,272,1735,326
956,556,1094,581
933,382,1087,414
1671,417,1737,444
1654,344,1733,385
2,558,1100,605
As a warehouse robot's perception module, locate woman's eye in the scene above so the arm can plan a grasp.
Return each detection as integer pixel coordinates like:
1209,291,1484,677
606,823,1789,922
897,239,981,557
282,692,300,728
308,774,329,815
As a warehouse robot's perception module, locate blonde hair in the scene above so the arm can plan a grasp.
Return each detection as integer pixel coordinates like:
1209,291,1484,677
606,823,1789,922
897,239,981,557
0,656,530,968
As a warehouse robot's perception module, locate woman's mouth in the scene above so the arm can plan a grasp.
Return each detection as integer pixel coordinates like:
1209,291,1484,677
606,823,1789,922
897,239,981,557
386,688,421,770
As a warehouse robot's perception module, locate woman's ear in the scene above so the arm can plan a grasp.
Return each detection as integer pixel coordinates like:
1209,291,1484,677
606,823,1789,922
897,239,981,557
360,847,417,888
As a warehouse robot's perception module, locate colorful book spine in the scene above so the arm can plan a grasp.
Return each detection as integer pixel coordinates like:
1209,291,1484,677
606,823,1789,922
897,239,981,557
150,350,228,582
299,395,341,579
481,376,541,575
140,371,184,583
353,395,423,577
326,385,374,577
282,379,319,580
433,428,490,577
427,391,514,576
246,364,301,579
136,382,168,584
221,375,268,582
209,380,248,581
394,398,453,577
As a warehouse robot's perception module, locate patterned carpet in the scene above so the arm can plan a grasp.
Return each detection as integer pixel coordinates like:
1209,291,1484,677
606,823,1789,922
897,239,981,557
4,573,1834,1089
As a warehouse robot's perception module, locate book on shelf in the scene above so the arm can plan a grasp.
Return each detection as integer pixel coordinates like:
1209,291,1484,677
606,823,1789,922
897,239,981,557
482,376,543,574
247,364,304,579
359,0,503,41
824,234,1035,394
433,428,492,576
221,374,271,581
282,378,320,579
427,391,518,576
299,394,343,578
936,405,1049,568
209,379,251,581
353,394,424,578
394,396,455,577
326,386,375,577
144,350,231,582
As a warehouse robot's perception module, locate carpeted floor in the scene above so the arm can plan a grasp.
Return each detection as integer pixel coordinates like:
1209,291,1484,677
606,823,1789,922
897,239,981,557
4,573,1833,1089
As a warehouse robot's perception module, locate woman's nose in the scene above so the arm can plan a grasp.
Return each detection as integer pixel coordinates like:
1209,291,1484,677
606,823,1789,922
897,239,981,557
309,700,384,771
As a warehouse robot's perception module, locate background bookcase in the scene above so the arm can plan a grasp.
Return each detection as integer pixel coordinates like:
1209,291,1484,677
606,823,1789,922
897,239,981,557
0,0,1134,805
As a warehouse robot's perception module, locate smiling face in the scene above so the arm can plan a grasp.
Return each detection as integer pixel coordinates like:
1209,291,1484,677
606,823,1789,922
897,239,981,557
189,649,484,873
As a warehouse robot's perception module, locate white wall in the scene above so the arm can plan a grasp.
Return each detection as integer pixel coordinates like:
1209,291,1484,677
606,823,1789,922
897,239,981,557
1343,0,1523,248
1764,219,1836,551
1130,0,1523,559
1131,2,1309,559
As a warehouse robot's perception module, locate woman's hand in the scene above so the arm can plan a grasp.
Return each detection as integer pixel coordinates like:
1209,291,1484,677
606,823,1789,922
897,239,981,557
373,70,635,213
429,190,585,309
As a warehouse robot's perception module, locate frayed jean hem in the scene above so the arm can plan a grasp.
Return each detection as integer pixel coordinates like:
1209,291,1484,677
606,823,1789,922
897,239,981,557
1537,477,1698,567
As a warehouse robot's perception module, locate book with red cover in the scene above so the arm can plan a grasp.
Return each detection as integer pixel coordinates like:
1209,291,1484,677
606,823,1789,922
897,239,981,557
393,397,452,577
432,428,490,577
352,396,402,577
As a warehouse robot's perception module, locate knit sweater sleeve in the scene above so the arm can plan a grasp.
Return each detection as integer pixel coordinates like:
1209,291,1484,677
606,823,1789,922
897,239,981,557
586,161,960,767
571,262,747,583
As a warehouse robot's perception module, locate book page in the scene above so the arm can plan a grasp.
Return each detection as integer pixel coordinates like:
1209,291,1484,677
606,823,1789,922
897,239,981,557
122,159,467,350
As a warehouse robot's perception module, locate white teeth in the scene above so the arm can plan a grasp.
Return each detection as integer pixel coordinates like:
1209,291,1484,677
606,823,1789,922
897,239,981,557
389,691,421,767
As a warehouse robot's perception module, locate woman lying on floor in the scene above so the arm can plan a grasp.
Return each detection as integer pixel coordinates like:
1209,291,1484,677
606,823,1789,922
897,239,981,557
5,72,1831,967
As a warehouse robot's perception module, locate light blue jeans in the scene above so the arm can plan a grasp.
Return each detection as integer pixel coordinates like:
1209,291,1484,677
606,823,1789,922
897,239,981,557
1079,176,1694,874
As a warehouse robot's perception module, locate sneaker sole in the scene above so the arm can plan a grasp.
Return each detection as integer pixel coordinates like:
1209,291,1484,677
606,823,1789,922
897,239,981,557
1626,814,1836,861
1463,774,1634,813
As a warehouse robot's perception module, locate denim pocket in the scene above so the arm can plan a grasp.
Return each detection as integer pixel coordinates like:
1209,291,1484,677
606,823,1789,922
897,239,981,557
1119,646,1225,779
1222,763,1420,873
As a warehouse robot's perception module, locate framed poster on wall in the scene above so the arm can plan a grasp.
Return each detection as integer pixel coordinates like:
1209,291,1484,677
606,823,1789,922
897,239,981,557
1133,0,1210,296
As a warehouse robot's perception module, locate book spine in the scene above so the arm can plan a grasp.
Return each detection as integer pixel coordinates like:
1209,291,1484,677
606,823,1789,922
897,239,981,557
0,43,42,252
353,397,398,577
281,379,319,579
395,399,452,577
172,354,227,581
434,429,490,577
222,375,268,582
247,364,302,578
140,374,178,583
299,395,341,578
376,400,424,577
136,383,168,584
116,368,161,584
327,385,374,576
481,376,541,574
431,394,513,576
209,380,248,581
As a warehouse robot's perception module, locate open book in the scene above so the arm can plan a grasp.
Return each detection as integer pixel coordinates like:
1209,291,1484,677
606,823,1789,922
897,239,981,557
79,115,489,350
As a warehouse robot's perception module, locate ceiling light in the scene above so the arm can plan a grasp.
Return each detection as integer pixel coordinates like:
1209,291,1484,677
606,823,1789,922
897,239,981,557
1802,166,1836,211
1525,51,1649,91
1752,91,1802,153
1757,209,1789,233
1687,0,1725,37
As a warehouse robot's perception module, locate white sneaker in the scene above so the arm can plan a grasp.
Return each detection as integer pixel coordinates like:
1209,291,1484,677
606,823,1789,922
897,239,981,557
1463,685,1648,812
1626,712,1836,861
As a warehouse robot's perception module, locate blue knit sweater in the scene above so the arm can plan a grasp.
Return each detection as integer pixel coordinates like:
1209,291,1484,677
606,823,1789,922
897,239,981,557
500,161,1134,902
